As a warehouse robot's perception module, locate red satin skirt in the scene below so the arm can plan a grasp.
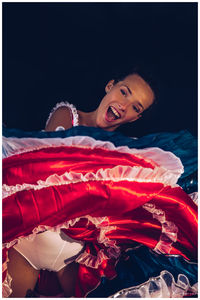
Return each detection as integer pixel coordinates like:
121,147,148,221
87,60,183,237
3,140,197,297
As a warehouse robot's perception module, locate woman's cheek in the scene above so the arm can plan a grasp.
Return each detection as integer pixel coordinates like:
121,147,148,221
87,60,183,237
127,113,138,123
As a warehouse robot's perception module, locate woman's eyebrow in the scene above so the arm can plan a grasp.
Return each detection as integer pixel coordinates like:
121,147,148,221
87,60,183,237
124,84,132,95
124,84,144,111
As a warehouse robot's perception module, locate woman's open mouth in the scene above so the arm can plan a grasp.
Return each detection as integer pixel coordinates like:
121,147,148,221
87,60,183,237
105,106,121,122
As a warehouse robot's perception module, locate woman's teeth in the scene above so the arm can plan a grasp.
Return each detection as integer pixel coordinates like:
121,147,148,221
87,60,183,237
110,106,120,119
106,106,121,122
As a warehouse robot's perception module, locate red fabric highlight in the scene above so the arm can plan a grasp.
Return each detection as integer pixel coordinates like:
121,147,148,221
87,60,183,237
3,146,156,186
2,145,197,297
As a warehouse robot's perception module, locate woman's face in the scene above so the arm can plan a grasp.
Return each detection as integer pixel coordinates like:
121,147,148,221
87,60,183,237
95,74,155,131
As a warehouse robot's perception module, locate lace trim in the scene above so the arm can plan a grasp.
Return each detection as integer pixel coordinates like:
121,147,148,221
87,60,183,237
3,216,120,266
109,270,197,298
189,192,198,205
45,101,79,128
2,246,12,297
2,272,12,298
3,164,179,199
2,135,183,180
76,249,110,269
75,217,120,268
3,215,120,297
142,203,178,254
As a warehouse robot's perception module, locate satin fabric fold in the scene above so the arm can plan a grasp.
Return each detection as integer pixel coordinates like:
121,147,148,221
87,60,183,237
89,245,198,298
3,146,157,186
3,126,197,193
3,182,197,259
2,136,197,297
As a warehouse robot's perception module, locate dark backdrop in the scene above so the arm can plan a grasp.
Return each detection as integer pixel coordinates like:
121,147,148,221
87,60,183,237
3,2,197,137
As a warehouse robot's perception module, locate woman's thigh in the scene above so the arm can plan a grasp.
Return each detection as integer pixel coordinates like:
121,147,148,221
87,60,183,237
57,261,79,297
7,247,40,297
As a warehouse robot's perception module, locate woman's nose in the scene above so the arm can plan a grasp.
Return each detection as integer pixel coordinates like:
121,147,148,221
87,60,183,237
117,103,128,111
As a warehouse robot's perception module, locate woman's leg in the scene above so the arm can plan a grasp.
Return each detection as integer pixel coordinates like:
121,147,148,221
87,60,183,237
7,247,40,297
57,261,79,297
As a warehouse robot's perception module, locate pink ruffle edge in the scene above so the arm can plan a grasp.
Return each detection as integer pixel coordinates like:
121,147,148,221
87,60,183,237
3,201,181,297
3,163,181,200
3,135,183,180
2,135,190,297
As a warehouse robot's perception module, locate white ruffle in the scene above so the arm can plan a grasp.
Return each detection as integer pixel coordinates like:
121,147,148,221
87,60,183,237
75,216,120,268
143,203,178,254
2,164,180,199
109,270,197,298
3,215,120,266
189,192,198,205
76,248,110,269
2,135,184,181
2,251,11,298
3,215,120,297
45,101,79,128
2,273,12,298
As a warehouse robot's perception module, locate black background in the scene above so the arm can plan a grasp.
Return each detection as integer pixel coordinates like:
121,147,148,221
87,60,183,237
3,2,197,137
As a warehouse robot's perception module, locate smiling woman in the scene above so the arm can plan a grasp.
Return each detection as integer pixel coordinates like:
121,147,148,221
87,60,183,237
45,71,155,133
3,60,197,298
3,1,197,297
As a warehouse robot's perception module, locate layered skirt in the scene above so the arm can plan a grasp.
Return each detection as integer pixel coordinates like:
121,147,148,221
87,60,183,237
3,126,197,297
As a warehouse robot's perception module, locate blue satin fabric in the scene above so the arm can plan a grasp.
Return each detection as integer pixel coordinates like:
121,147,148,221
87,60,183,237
88,245,197,297
3,126,197,193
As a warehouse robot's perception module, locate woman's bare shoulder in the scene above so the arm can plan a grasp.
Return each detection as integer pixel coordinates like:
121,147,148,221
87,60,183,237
45,106,72,132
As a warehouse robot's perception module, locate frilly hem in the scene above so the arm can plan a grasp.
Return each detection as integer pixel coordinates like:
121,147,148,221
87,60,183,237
2,164,179,199
143,203,178,254
2,273,12,298
45,101,79,127
2,215,120,297
2,135,183,180
109,270,198,298
3,215,120,261
3,215,120,297
76,249,109,269
189,192,198,205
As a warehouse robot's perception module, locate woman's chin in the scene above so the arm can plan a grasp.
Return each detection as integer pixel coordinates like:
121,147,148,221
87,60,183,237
96,117,120,131
100,123,120,132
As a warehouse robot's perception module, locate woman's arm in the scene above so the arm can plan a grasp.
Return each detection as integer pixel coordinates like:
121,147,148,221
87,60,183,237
45,107,73,132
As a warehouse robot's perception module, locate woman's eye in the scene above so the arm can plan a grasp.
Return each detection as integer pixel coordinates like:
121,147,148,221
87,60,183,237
120,89,127,96
133,105,140,113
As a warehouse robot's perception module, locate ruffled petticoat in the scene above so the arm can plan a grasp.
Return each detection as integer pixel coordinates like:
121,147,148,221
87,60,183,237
2,126,197,297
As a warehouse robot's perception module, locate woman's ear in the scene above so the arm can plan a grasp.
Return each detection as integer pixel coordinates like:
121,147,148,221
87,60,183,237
105,80,115,93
